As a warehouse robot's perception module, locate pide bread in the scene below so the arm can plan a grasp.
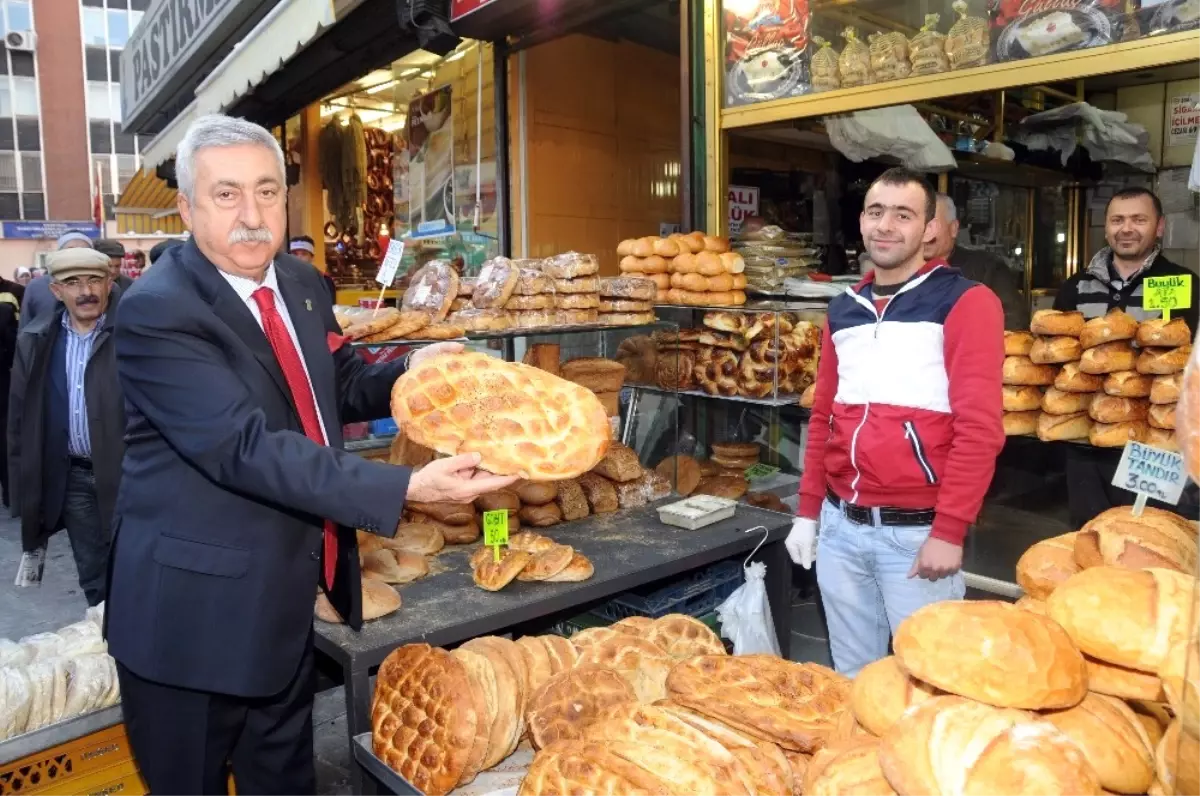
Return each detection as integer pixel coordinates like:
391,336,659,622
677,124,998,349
526,668,636,750
392,352,610,480
1041,387,1093,415
1037,411,1092,441
1030,336,1083,364
850,656,938,737
802,737,894,796
1137,317,1192,348
1004,410,1041,436
1104,370,1153,398
892,600,1087,709
1073,506,1197,574
1080,341,1137,374
575,635,673,703
1047,567,1198,673
1089,395,1149,424
1137,345,1191,375
1056,362,1104,393
646,614,727,659
1003,356,1057,386
1003,386,1044,412
1031,309,1085,337
1079,309,1139,350
1151,373,1182,405
1015,532,1079,600
1004,330,1035,356
517,740,671,796
1041,692,1155,795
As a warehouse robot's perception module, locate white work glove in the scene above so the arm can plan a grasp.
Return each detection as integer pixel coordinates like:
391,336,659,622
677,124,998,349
785,517,818,569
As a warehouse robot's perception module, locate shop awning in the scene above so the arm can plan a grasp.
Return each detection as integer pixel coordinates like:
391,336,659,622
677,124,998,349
138,0,336,172
114,168,186,236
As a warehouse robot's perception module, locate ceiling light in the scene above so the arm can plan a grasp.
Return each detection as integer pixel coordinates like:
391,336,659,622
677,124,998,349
366,80,397,94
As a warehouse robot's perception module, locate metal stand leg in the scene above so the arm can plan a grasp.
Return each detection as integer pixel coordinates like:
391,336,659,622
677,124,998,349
621,387,640,447
346,665,375,795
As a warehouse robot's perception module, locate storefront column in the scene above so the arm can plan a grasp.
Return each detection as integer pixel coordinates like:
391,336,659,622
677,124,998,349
300,102,327,273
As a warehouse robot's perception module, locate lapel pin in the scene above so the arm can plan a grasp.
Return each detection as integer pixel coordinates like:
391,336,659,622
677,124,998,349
305,299,313,311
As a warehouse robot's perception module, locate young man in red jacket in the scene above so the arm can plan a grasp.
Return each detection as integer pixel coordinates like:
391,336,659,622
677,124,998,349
786,167,1005,677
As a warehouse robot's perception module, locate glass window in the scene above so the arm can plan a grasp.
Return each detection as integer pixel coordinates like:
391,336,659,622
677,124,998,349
0,84,10,118
15,118,37,150
82,7,106,48
0,193,19,219
90,120,112,154
107,10,129,48
20,151,39,191
92,155,113,195
11,77,36,117
22,192,44,221
0,152,17,192
116,154,137,192
85,48,109,81
4,1,32,33
129,10,144,34
86,82,113,120
10,51,33,78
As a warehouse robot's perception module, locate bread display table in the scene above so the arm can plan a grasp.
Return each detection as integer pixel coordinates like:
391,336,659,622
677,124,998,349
313,501,791,794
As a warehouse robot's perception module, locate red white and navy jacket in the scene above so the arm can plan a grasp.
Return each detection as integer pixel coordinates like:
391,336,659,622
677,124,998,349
798,259,1005,546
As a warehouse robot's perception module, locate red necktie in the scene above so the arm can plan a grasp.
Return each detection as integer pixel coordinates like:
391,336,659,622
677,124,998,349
252,287,338,590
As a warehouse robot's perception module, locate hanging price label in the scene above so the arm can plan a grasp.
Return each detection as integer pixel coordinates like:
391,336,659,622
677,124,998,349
375,240,406,287
1143,274,1192,321
1111,441,1187,515
482,510,509,561
744,463,780,480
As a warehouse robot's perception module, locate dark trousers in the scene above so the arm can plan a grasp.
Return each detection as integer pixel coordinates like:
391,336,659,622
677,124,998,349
115,635,317,796
1065,446,1199,528
62,462,110,606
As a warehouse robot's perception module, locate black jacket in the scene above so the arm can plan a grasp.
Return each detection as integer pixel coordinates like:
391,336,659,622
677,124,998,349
1055,248,1200,332
8,305,125,552
106,241,410,698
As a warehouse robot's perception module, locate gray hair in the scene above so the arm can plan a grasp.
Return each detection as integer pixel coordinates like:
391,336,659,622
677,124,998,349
935,193,958,223
175,114,286,203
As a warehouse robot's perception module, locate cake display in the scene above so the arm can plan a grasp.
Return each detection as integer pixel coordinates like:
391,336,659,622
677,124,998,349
992,1,1122,61
725,0,813,106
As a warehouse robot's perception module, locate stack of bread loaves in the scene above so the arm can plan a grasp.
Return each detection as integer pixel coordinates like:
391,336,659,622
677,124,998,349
1136,316,1192,451
539,253,600,327
596,276,657,326
617,233,748,306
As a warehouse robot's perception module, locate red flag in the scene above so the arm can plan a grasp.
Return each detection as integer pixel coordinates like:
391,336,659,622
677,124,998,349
92,161,104,228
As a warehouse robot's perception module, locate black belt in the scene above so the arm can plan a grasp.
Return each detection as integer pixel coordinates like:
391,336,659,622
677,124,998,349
826,487,935,527
69,457,92,470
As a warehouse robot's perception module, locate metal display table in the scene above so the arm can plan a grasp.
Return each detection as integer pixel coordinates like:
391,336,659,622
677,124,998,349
314,501,792,794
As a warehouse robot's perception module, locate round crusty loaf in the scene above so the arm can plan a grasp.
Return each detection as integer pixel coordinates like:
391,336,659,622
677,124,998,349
1080,341,1137,375
316,579,401,623
1015,532,1079,600
1041,387,1093,415
1138,345,1191,376
1137,317,1192,348
1089,420,1148,447
1085,655,1166,702
1004,410,1041,436
850,656,938,737
893,600,1087,710
1155,719,1200,796
803,737,894,796
1056,362,1105,393
1004,356,1058,386
1151,373,1183,405
1074,505,1197,574
1149,403,1176,430
392,352,610,480
1041,692,1155,794
1157,638,1199,739
1004,385,1044,412
1089,395,1149,424
1037,411,1092,442
1104,370,1153,398
1004,330,1035,357
1080,309,1139,350
878,696,1100,796
1031,309,1086,337
1146,427,1179,451
1030,336,1083,365
1047,567,1199,673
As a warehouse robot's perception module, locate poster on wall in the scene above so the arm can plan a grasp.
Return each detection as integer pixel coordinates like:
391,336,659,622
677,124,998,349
1167,93,1200,147
454,161,497,235
406,85,456,240
728,185,760,235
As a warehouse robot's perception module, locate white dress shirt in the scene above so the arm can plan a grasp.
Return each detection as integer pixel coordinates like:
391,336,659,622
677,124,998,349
219,263,330,443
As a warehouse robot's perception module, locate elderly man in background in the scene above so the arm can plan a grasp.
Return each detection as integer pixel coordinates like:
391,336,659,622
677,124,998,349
107,114,515,794
9,248,124,605
13,267,31,287
20,231,100,329
93,239,136,293
925,193,1030,330
289,235,336,303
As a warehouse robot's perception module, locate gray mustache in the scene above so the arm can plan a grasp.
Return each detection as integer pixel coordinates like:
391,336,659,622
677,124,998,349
228,226,274,245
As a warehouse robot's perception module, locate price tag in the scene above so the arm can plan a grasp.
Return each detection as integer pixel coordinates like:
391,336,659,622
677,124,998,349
1111,441,1187,515
744,463,780,481
1143,274,1193,321
482,509,509,561
375,240,406,287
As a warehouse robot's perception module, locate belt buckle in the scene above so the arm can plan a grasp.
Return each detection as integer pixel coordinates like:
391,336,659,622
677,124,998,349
845,503,873,526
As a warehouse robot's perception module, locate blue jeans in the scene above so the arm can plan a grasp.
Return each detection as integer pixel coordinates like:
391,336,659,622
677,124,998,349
815,499,964,678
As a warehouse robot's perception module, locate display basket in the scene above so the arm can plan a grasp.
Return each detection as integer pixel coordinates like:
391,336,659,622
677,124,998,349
591,559,743,621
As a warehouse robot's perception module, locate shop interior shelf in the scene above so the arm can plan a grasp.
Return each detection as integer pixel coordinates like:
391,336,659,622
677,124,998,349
630,382,805,409
349,320,668,348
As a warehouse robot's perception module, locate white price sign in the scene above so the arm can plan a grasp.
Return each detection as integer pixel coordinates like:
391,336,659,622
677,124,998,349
375,240,406,287
1111,441,1187,509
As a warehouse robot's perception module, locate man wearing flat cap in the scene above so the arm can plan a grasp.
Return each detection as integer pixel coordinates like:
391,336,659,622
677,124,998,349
8,247,125,605
93,239,136,293
19,230,119,330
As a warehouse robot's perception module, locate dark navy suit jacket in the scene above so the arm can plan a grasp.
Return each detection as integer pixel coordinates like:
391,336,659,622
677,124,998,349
106,240,409,698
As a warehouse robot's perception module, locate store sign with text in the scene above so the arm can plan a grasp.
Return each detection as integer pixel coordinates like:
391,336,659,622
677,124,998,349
1167,93,1200,147
728,185,759,235
450,0,501,21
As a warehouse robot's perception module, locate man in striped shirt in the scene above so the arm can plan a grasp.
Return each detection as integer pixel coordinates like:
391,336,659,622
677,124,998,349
8,248,125,605
1053,187,1199,526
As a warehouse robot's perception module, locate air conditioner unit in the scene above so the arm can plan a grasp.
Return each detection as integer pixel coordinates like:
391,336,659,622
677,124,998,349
6,31,35,52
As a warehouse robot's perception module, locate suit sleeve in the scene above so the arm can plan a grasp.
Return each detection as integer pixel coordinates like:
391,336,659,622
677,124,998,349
797,318,838,519
311,295,407,424
115,288,411,535
932,286,1006,544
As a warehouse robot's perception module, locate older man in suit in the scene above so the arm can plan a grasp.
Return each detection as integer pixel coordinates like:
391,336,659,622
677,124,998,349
106,114,516,795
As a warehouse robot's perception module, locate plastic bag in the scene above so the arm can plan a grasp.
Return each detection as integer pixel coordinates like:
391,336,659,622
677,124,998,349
717,561,780,656
1178,333,1200,483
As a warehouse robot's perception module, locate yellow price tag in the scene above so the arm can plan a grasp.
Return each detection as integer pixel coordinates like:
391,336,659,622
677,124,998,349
482,510,509,561
1143,274,1193,321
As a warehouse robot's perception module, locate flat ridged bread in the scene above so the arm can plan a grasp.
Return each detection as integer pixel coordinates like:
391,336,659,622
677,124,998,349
1040,692,1154,794
666,655,852,753
516,741,671,796
878,695,1101,796
526,668,635,750
850,655,939,736
371,645,479,796
575,635,674,703
1073,506,1198,574
391,352,611,480
655,701,794,796
893,600,1087,709
1047,567,1198,673
646,614,727,659
449,649,505,773
538,634,579,674
514,636,555,697
1015,533,1080,600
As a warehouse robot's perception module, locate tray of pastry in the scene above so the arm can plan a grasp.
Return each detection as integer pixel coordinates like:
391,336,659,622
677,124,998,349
353,732,532,796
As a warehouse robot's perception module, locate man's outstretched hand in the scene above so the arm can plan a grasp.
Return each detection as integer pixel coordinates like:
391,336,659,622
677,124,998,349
405,453,518,504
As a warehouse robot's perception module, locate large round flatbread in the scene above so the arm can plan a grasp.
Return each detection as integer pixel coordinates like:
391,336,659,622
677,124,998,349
391,352,611,480
526,668,635,750
461,636,530,744
575,635,673,703
371,645,479,796
537,635,579,674
516,636,556,697
655,702,794,796
850,655,939,737
517,741,670,796
647,614,726,659
450,649,502,774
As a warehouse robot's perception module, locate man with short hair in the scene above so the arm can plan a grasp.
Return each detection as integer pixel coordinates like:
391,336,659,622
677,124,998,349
93,239,136,292
926,193,1030,330
289,235,336,303
8,248,124,605
21,231,100,329
786,167,1006,677
107,114,516,794
1054,187,1200,526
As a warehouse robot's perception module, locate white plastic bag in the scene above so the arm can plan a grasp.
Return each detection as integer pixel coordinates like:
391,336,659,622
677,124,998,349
716,561,781,656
